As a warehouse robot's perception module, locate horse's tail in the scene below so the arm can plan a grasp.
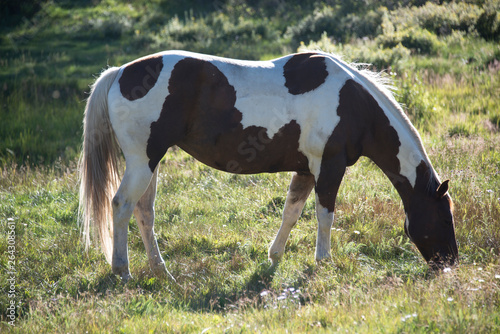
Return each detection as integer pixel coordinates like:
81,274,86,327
79,67,121,263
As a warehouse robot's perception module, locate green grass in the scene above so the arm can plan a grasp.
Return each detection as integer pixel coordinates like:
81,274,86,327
1,143,499,332
1,0,500,332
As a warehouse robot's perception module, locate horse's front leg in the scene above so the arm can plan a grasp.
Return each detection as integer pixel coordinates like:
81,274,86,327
314,158,346,261
268,172,315,266
112,161,154,281
314,194,335,261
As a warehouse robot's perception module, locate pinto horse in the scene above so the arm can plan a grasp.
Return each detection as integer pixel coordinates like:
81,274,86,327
79,51,458,280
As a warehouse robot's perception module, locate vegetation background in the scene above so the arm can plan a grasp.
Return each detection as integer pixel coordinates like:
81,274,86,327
0,0,499,332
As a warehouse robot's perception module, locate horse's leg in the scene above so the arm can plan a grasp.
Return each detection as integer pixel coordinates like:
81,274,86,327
268,172,315,266
314,158,346,261
112,160,153,281
132,166,172,279
314,193,335,261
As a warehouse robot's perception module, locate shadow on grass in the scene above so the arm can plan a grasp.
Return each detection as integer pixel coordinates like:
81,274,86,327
167,261,279,312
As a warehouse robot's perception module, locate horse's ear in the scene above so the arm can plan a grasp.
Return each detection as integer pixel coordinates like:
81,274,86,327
436,180,449,198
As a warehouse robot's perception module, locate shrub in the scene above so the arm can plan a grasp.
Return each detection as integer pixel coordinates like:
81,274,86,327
476,8,500,41
285,5,387,46
155,11,281,59
396,74,438,131
285,5,339,45
418,2,480,36
299,32,411,70
377,27,441,55
400,28,441,54
0,0,44,29
339,9,384,40
389,2,482,36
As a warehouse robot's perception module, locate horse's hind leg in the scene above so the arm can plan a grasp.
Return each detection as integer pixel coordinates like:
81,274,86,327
268,172,315,266
133,166,173,279
112,160,153,281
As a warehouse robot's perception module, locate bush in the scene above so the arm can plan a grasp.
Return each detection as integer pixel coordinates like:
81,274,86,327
0,0,44,29
299,32,411,70
377,27,441,55
389,2,482,36
88,14,133,39
400,28,441,54
418,2,480,36
476,9,500,41
285,5,386,46
396,74,438,131
155,12,281,59
285,5,339,45
339,9,384,39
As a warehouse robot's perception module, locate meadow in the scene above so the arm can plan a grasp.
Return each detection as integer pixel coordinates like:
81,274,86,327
1,0,499,332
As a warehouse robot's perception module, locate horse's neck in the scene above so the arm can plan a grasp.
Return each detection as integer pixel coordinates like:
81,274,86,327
354,78,439,211
369,134,440,215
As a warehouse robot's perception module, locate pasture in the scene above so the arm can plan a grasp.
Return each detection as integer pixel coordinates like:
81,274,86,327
1,1,499,332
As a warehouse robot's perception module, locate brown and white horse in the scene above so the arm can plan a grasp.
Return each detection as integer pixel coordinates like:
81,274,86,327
79,51,458,280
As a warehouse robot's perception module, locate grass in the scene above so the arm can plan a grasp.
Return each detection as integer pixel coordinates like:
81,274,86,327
1,141,499,332
1,0,500,332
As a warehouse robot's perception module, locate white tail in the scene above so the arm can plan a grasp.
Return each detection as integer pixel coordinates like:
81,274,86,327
79,67,121,263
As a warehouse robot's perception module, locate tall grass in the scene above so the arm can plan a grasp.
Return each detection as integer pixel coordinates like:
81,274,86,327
1,142,499,332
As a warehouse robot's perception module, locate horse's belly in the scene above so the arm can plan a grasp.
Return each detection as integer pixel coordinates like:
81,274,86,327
178,121,310,174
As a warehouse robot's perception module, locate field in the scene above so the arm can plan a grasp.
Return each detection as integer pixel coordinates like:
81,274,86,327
1,0,500,332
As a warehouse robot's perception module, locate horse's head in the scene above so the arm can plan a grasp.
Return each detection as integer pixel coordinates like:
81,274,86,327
405,180,459,270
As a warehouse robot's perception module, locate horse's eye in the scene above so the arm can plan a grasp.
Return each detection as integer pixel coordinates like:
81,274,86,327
438,208,453,225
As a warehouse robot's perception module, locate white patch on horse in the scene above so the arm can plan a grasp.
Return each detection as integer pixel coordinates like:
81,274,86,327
216,55,350,179
107,53,180,160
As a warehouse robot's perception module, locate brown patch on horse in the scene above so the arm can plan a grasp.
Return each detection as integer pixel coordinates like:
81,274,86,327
283,53,328,95
315,79,401,211
146,57,309,173
209,120,309,174
119,55,163,101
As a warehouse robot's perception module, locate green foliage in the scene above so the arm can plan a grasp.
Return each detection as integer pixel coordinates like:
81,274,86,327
151,12,280,59
396,74,438,131
377,27,442,55
476,6,500,40
0,0,45,29
300,32,412,70
393,1,482,36
285,5,385,45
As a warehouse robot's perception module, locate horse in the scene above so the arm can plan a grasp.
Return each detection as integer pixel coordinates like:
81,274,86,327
79,50,458,281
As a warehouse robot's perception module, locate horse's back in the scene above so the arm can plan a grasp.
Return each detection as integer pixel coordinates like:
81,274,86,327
107,51,353,176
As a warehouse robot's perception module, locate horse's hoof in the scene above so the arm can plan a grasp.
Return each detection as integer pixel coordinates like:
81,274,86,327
315,252,332,262
112,265,132,282
268,259,279,272
120,272,132,282
151,262,167,275
152,262,174,280
268,249,283,265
